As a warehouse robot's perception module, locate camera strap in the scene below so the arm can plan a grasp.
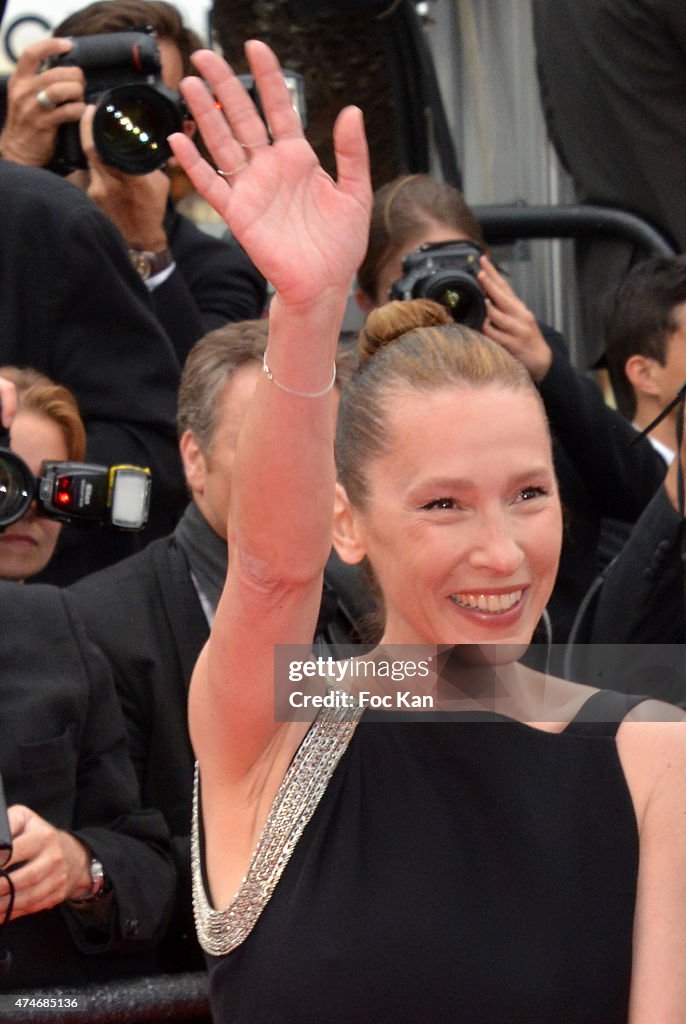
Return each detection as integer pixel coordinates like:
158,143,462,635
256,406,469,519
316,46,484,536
631,381,686,517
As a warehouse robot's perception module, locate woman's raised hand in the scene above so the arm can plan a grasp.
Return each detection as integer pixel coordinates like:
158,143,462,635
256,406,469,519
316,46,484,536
169,42,372,309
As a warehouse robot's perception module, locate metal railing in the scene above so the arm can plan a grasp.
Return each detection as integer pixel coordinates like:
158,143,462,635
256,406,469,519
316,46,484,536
472,202,677,256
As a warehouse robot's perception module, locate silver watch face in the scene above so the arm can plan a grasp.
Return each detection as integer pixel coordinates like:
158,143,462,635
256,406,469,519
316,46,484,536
129,250,151,281
89,857,105,894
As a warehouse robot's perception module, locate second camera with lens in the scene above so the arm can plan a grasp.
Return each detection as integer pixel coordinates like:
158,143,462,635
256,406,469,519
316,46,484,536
390,240,487,329
0,439,151,532
47,29,186,176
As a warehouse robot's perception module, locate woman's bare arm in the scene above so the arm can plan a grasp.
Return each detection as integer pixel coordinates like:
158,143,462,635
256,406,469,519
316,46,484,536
618,707,686,1020
169,43,371,783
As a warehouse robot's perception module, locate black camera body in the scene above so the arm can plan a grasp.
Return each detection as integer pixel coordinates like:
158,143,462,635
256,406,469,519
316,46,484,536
0,444,151,532
48,30,186,175
390,239,487,329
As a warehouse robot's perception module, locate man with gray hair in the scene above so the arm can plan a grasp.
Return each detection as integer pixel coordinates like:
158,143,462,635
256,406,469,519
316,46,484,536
70,320,367,971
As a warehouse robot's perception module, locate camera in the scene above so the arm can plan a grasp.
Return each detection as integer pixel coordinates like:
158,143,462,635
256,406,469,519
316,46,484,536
47,30,186,175
390,240,487,329
0,441,151,532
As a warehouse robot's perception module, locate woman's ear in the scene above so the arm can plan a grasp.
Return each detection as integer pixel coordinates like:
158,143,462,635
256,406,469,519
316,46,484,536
332,482,367,564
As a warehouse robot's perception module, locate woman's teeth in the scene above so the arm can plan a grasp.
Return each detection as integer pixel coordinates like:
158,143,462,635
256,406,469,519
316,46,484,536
450,590,523,614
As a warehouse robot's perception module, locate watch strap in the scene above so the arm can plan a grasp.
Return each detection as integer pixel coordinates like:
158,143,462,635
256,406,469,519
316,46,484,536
68,855,108,903
129,247,174,281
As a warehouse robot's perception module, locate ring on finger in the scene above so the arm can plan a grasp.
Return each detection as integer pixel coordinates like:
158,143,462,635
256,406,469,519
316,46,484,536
37,89,57,111
216,160,248,179
238,139,271,150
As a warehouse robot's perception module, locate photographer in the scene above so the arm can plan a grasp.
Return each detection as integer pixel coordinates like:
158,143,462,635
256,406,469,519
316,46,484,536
0,366,86,583
0,0,266,361
0,374,176,992
357,174,668,643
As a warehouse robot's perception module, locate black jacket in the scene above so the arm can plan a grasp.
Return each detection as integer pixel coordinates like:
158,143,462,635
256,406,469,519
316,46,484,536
69,529,372,969
153,206,267,363
70,534,207,971
0,159,187,582
537,326,667,643
561,484,686,707
0,583,176,990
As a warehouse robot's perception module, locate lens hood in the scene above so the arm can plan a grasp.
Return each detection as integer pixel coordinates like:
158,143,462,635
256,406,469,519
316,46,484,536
0,447,33,529
93,83,185,175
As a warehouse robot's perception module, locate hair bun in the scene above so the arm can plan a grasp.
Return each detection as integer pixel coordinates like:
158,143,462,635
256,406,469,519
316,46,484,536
358,299,453,367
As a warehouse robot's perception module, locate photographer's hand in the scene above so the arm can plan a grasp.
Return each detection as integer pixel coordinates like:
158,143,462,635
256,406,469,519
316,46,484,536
477,255,552,383
0,376,17,429
0,38,85,168
0,806,93,920
80,105,170,254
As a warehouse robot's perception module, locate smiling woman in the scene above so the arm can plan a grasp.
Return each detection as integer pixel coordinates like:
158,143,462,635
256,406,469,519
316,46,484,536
169,41,686,1024
333,298,562,647
0,366,85,581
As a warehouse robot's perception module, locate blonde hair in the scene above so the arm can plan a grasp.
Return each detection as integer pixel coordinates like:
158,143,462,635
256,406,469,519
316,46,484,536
335,299,541,509
0,366,86,461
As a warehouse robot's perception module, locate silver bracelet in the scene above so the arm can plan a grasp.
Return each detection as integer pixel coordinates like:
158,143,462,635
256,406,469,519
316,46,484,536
262,352,336,398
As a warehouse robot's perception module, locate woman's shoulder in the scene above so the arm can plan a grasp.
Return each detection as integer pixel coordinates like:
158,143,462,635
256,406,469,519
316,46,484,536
614,697,686,830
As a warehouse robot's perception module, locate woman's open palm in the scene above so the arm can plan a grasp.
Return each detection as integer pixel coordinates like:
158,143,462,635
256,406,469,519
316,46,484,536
169,43,372,307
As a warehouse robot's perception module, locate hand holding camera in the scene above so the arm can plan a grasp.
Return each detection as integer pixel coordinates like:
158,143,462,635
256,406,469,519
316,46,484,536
390,242,552,382
0,805,95,921
80,103,171,255
0,385,151,533
0,30,185,186
477,254,552,382
0,37,85,169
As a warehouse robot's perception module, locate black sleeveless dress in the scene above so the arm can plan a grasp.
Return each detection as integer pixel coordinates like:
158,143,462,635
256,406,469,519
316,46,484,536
192,689,643,1024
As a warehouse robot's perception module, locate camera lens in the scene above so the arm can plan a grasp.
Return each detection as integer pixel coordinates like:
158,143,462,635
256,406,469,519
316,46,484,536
93,84,184,175
423,272,487,330
0,450,34,528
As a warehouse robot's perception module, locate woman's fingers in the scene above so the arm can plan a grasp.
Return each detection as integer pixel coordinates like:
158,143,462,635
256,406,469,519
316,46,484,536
244,40,303,141
168,131,232,217
332,105,371,205
179,68,246,175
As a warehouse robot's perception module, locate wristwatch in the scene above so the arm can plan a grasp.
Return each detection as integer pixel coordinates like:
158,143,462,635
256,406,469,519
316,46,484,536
128,247,173,281
69,855,107,903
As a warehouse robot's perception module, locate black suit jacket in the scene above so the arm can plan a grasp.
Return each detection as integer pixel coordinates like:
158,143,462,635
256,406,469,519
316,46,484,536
561,485,686,707
0,159,186,582
70,533,207,971
153,207,267,363
537,326,667,643
69,527,373,969
0,583,176,990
